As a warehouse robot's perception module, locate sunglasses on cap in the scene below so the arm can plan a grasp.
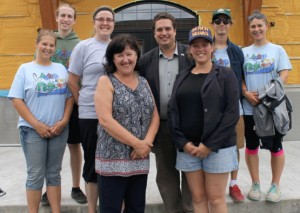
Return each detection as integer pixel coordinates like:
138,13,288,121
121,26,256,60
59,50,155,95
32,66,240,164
213,18,231,25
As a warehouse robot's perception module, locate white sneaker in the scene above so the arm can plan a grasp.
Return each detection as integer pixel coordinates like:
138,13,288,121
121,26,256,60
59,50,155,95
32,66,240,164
266,184,282,202
247,182,261,201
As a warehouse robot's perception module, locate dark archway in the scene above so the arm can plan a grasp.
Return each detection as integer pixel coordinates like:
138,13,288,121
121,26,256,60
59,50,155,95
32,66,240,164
113,1,198,54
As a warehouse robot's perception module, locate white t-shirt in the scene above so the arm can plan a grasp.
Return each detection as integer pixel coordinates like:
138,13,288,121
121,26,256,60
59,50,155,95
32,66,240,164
68,37,109,119
242,42,292,115
8,61,71,128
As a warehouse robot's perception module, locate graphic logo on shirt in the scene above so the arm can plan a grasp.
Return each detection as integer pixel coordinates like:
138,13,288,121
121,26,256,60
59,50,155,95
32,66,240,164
51,48,72,69
212,56,230,67
244,53,275,75
33,72,67,97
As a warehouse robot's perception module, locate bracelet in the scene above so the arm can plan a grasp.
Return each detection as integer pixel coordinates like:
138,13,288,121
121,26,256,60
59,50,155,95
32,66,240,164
242,89,248,96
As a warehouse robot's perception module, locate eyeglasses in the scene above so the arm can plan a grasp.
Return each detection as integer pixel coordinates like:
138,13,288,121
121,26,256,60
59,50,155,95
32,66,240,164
213,18,231,25
94,17,114,23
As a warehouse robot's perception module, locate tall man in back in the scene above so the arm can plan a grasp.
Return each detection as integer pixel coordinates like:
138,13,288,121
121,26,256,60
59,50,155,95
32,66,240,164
138,12,193,213
40,4,87,205
211,8,245,202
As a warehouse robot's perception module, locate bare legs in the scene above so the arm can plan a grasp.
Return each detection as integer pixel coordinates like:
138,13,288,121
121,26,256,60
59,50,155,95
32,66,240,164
27,190,41,213
271,153,285,186
86,182,98,213
230,149,240,181
245,150,285,186
185,170,229,213
68,143,83,188
245,152,260,184
27,186,61,213
47,186,61,213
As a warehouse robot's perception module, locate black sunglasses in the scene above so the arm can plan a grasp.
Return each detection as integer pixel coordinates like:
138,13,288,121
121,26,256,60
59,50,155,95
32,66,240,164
213,18,231,25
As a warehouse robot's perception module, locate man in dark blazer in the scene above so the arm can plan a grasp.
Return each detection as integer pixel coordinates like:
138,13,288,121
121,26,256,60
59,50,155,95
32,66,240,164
138,12,193,213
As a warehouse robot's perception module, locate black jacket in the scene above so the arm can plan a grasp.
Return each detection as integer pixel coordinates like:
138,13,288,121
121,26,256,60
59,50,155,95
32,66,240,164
137,43,193,113
226,39,244,98
168,63,239,152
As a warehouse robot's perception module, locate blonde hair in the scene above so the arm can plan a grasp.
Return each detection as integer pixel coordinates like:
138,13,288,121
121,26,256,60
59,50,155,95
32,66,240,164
56,4,77,20
36,29,56,44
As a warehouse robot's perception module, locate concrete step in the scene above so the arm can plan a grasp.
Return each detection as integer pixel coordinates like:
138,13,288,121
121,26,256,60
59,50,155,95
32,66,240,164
1,141,300,213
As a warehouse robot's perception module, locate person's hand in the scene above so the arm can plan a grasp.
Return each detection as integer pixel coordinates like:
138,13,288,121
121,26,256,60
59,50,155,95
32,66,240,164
35,122,53,138
244,91,260,106
191,143,211,159
132,140,152,159
50,120,67,136
183,142,197,155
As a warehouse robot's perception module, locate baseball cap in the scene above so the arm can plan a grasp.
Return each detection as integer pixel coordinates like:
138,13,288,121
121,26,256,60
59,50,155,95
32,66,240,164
188,26,213,44
212,8,231,20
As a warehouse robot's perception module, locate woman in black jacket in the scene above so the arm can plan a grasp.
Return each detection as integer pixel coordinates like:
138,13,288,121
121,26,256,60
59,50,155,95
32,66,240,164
168,26,239,213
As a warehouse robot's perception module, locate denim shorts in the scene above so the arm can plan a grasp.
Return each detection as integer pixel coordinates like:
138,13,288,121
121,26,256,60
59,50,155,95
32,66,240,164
176,146,238,173
19,126,68,190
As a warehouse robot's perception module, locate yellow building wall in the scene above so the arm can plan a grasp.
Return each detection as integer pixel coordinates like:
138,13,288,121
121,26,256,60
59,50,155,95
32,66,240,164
0,0,299,89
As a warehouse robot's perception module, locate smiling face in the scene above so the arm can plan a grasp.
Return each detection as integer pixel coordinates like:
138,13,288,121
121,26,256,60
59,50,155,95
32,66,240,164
36,35,56,61
56,6,76,33
113,46,138,76
154,18,176,49
189,37,213,65
93,10,115,41
212,15,231,36
249,18,268,44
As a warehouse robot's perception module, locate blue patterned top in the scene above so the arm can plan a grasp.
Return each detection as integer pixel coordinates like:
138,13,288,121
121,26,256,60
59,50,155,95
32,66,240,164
95,73,155,176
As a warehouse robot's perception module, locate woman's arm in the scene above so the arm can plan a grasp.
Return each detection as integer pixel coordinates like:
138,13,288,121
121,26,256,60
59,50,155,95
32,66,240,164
68,73,80,104
279,69,289,83
242,79,259,106
132,103,160,159
50,97,74,136
94,76,151,158
11,98,53,138
143,104,159,146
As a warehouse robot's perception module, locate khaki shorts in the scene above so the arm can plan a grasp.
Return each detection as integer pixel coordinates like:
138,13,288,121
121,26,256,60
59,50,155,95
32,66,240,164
235,116,245,149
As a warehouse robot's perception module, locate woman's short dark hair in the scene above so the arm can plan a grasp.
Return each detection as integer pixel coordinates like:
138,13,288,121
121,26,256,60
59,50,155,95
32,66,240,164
93,6,115,20
104,34,141,74
248,10,268,25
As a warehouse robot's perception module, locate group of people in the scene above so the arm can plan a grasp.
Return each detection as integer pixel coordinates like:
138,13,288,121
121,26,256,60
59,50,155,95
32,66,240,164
7,3,292,213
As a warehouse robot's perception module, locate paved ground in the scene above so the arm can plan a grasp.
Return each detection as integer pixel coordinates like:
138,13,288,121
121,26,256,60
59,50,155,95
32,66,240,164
1,141,300,213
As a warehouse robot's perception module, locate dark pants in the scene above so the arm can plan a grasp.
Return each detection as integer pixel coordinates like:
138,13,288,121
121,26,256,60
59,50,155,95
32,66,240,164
244,115,283,152
153,121,193,213
98,174,148,213
79,119,98,183
67,103,81,144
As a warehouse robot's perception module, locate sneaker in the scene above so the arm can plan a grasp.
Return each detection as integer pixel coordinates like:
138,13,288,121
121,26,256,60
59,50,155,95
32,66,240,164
71,188,87,204
229,185,245,202
0,188,6,197
266,184,282,202
40,192,50,206
247,182,261,201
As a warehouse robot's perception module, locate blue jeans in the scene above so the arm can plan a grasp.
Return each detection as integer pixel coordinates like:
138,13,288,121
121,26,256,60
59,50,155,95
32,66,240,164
19,126,68,190
176,146,238,173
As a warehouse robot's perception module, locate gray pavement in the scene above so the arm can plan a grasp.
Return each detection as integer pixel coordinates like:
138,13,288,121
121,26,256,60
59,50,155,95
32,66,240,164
1,142,300,213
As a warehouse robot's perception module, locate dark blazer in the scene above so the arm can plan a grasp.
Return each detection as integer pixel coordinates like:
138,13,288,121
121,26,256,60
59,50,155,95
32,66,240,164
227,39,244,98
168,63,239,152
137,43,193,113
